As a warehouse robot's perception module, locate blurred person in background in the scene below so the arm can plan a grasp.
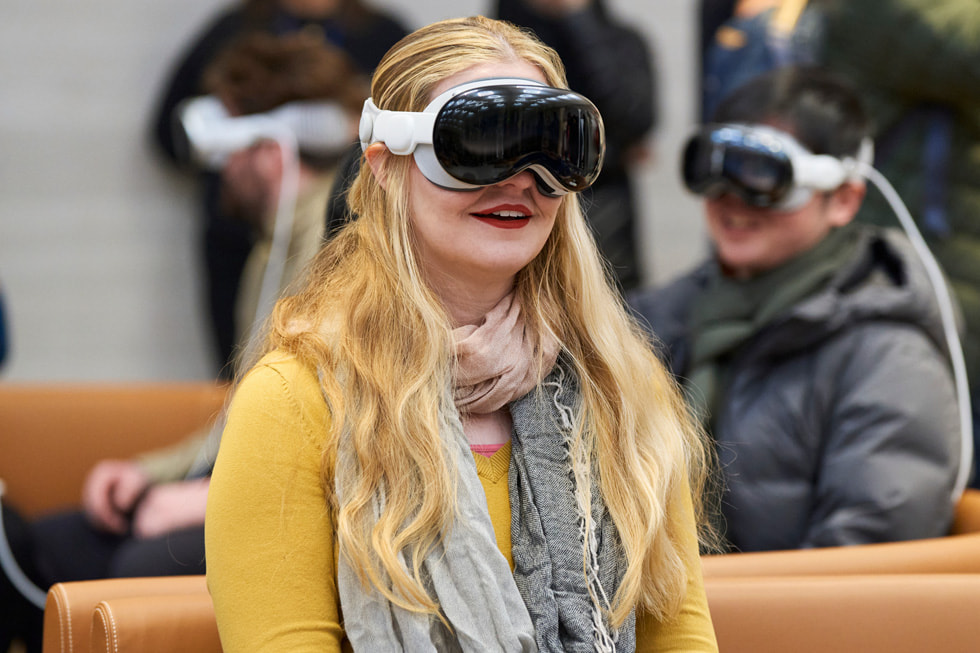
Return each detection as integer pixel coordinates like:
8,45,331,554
197,31,369,359
698,0,823,123
696,0,980,488
629,66,962,553
0,419,214,653
0,32,369,653
149,0,407,378
493,0,658,291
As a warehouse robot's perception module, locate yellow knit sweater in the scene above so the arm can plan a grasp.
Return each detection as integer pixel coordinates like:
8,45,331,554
206,351,717,652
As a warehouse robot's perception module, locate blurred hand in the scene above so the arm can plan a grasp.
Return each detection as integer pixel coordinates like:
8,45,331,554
82,460,151,534
130,478,210,540
219,140,285,228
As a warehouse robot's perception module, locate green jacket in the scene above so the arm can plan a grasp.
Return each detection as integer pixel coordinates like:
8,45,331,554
819,0,980,388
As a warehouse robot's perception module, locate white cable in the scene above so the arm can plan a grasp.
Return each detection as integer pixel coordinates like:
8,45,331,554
858,162,974,500
0,480,48,609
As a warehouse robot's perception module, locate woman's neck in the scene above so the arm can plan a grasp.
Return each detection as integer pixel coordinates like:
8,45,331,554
462,409,513,447
429,273,516,326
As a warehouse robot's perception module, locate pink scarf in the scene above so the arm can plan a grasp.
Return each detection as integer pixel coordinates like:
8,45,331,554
452,292,560,415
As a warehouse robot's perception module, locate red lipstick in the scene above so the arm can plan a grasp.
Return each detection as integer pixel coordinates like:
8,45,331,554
472,204,531,229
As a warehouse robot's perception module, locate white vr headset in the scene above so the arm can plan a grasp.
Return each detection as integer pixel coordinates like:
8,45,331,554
682,123,875,210
358,77,605,197
176,95,353,169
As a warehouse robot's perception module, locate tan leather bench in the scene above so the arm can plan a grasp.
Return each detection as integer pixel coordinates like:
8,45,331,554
45,572,980,653
44,576,215,653
703,530,980,578
0,382,228,518
707,573,980,653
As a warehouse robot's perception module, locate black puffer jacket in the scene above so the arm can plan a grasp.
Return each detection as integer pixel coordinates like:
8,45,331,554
630,226,962,551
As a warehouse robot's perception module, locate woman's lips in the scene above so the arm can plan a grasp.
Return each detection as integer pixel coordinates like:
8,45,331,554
472,204,531,229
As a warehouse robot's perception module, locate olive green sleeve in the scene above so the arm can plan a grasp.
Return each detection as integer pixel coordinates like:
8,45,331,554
135,426,213,483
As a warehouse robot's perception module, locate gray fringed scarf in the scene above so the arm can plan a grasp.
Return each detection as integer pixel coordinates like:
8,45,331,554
335,294,634,652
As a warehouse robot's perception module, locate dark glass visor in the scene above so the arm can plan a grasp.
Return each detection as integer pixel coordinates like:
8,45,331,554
682,126,797,208
429,85,605,196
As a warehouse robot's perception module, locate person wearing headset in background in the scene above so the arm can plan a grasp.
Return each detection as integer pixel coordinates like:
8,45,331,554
0,33,368,653
197,31,369,360
206,16,718,651
492,0,657,292
149,0,407,379
629,65,962,553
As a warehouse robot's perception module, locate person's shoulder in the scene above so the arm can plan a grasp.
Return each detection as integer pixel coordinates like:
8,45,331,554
838,225,944,325
250,349,316,380
185,3,249,44
237,350,326,416
627,263,710,324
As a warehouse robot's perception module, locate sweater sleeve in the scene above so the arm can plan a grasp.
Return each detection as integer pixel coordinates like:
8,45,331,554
636,478,718,652
205,352,344,652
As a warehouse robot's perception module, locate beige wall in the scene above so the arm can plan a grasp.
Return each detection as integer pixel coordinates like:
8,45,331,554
0,0,705,381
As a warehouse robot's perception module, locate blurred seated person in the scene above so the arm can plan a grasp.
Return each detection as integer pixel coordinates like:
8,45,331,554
0,34,368,653
628,66,963,552
149,0,407,378
190,31,368,361
0,424,216,653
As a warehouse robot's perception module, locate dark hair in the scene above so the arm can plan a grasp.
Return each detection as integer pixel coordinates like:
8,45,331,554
711,65,870,159
203,31,367,116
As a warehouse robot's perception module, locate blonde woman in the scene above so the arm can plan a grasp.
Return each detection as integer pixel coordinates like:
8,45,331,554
205,15,717,652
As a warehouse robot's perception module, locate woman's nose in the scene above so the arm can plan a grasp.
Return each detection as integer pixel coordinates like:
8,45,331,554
496,170,538,191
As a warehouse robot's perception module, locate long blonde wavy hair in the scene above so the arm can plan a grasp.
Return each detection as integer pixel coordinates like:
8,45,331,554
261,15,712,627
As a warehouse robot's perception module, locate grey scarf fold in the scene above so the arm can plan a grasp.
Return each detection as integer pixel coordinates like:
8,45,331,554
335,295,633,652
510,364,636,653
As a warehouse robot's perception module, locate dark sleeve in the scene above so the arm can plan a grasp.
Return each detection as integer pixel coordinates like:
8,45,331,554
555,7,657,157
802,323,961,547
626,274,701,376
147,8,246,166
699,0,738,59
